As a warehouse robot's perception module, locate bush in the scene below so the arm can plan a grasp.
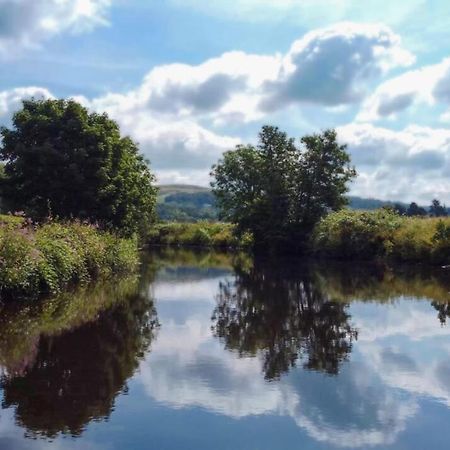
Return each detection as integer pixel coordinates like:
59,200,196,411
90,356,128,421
313,209,402,259
313,210,450,265
0,218,138,299
147,222,252,249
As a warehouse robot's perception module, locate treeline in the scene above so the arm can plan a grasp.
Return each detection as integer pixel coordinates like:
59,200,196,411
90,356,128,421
0,99,158,300
155,190,449,223
0,97,449,302
208,125,450,264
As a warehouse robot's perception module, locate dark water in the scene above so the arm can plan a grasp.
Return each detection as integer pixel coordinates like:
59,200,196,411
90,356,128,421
1,249,450,450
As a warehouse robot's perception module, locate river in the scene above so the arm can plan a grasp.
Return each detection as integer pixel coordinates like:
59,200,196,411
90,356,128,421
1,248,449,450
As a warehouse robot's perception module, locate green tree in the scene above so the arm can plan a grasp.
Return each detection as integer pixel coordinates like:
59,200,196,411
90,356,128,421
429,199,447,217
0,99,157,236
211,126,356,250
406,202,427,217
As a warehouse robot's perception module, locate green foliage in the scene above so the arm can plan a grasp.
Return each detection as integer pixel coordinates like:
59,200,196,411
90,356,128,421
313,209,402,259
147,222,253,249
211,126,356,251
0,218,138,299
429,199,448,217
0,99,157,236
407,202,427,217
313,210,450,265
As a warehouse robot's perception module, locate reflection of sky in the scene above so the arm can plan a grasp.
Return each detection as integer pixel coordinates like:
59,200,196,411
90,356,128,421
1,265,450,450
138,268,450,449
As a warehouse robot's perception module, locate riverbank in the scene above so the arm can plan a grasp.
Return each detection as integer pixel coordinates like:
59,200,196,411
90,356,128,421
149,211,450,266
0,215,138,300
147,221,253,249
313,210,450,265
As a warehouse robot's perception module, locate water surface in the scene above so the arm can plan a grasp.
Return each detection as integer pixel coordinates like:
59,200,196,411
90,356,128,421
1,249,450,450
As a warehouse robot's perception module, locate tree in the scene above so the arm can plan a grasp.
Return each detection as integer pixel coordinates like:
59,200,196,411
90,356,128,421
429,199,448,217
393,203,406,215
0,99,157,236
406,202,427,217
211,126,356,250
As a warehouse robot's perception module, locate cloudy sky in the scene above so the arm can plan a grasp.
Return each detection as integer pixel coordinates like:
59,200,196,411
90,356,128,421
1,0,450,203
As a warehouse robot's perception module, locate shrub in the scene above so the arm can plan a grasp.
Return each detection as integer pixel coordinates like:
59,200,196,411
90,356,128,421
313,210,450,265
147,222,252,249
0,218,138,300
312,209,402,259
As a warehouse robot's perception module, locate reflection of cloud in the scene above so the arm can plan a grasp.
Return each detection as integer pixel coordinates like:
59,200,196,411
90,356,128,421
290,365,418,447
152,277,226,304
352,299,450,342
295,402,415,448
363,344,450,408
140,277,420,447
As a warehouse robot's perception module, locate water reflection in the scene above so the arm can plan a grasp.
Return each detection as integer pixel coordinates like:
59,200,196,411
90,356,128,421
212,260,358,379
1,249,450,450
0,270,159,438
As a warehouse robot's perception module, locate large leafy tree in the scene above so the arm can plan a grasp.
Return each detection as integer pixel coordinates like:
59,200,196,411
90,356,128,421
211,126,356,250
0,99,157,236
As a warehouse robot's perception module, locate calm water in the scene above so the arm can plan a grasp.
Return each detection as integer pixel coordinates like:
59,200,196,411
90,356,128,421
1,249,450,450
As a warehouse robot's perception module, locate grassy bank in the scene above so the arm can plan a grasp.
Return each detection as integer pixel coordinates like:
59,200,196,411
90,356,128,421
0,215,138,300
147,222,253,249
148,211,450,266
313,209,450,265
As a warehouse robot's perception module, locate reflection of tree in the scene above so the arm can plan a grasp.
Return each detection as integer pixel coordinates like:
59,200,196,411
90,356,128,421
432,301,450,325
212,260,357,380
0,279,158,438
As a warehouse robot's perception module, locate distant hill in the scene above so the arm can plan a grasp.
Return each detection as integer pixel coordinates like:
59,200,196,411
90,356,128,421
156,184,436,222
157,184,216,222
347,196,410,211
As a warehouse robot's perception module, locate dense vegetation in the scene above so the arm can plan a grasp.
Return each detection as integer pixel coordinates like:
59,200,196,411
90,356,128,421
0,99,157,237
0,215,138,300
147,221,253,249
211,126,356,251
314,209,450,265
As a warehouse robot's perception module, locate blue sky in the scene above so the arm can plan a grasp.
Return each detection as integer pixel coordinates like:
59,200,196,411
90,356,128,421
1,0,450,203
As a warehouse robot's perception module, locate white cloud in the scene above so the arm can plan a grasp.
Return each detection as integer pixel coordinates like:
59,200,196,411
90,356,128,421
358,58,450,121
338,123,450,203
0,0,111,56
4,23,450,200
262,22,414,109
0,86,53,124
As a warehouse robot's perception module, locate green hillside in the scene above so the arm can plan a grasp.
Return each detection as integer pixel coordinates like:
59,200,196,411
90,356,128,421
156,185,442,222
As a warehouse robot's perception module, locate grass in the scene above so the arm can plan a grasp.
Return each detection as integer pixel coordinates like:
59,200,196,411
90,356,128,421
313,209,450,265
0,215,139,300
147,221,253,249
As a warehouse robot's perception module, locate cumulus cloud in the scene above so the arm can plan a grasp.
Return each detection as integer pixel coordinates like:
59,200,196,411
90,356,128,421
261,22,414,109
5,22,450,197
0,0,111,56
0,86,53,125
338,123,450,203
357,57,450,121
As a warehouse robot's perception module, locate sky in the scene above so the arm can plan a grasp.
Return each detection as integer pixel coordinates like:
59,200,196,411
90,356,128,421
1,0,450,203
